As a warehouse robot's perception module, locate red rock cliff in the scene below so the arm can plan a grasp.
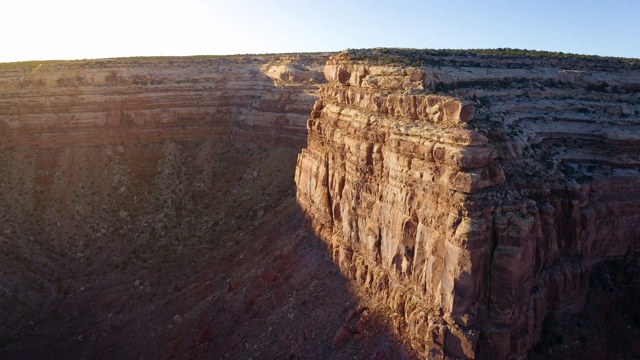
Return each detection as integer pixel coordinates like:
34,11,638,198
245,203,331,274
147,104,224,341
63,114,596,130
295,49,640,359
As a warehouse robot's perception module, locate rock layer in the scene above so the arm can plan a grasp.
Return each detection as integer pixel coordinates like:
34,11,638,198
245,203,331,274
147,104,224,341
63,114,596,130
0,54,326,148
295,49,640,359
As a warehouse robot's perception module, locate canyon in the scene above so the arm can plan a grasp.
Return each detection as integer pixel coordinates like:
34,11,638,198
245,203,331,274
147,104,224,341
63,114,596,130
1,49,639,359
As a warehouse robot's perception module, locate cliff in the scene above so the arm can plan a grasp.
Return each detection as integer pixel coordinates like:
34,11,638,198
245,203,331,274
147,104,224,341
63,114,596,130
295,49,640,359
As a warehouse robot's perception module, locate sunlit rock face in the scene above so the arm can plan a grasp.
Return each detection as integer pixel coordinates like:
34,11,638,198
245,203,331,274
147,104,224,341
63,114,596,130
295,49,640,359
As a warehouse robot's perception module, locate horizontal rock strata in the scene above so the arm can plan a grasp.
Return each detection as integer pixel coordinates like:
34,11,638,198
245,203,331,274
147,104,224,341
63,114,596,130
295,49,640,359
0,54,327,148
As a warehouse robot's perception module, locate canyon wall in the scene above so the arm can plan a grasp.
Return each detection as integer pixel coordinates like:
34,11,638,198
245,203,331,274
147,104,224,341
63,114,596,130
0,54,326,147
0,54,328,351
295,49,640,358
0,53,327,251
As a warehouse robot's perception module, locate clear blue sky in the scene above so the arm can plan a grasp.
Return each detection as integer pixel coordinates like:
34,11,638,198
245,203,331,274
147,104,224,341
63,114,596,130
2,0,638,63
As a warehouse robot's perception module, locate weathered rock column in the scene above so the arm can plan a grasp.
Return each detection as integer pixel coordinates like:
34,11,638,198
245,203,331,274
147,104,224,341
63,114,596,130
296,52,503,359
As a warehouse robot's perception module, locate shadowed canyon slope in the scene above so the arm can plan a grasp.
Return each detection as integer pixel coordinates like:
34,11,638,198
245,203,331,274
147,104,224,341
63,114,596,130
2,49,640,359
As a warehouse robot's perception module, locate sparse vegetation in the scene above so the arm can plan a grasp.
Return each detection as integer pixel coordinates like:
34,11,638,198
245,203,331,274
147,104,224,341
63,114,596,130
344,47,640,68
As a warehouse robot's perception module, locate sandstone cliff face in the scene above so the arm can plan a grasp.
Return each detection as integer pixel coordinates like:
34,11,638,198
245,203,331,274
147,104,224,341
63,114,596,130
295,49,640,359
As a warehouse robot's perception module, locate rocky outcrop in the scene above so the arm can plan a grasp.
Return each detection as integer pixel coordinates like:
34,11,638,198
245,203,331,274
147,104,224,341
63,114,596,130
0,54,326,148
295,49,640,359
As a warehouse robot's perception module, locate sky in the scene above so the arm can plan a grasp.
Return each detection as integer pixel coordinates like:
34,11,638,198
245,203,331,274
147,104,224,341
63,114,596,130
2,0,639,63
